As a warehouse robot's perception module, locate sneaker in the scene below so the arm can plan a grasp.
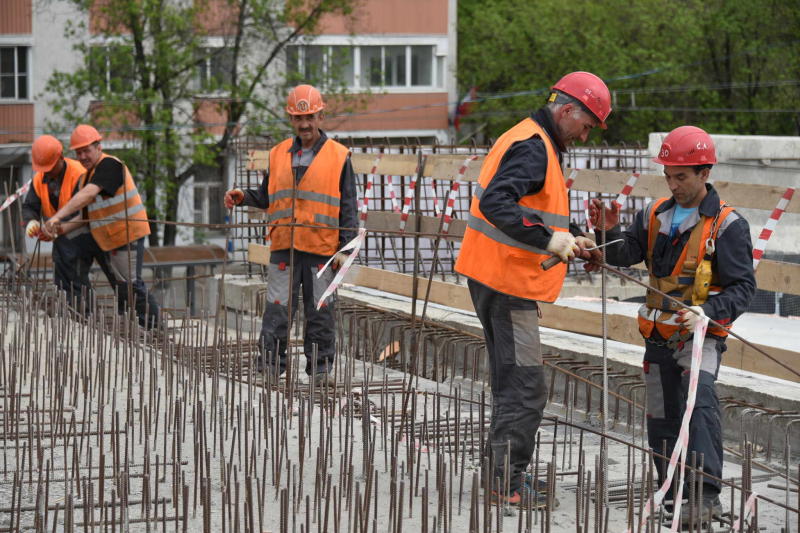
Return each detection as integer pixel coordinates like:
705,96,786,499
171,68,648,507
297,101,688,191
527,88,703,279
678,495,722,529
489,483,548,509
312,372,336,388
523,474,559,508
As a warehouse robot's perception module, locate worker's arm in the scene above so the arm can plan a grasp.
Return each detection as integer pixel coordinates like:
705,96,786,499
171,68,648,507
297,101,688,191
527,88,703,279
478,137,554,250
704,214,756,324
594,202,650,267
46,183,101,228
239,171,269,209
20,187,42,224
337,156,358,249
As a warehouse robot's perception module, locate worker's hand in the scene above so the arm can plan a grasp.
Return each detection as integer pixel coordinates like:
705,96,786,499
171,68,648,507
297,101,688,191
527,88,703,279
676,305,706,332
331,252,349,270
25,220,41,238
39,224,56,241
545,232,578,263
44,217,61,237
575,235,602,272
224,189,244,209
588,198,620,231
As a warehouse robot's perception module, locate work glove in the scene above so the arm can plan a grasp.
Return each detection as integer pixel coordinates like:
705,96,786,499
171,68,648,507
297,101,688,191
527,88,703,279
331,252,349,270
676,305,706,332
588,198,621,231
224,189,244,209
575,235,602,272
545,232,578,263
25,220,41,238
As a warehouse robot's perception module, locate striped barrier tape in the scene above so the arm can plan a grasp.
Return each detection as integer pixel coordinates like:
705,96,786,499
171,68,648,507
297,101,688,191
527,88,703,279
583,199,594,233
614,172,640,207
0,179,31,213
631,315,709,532
565,169,577,190
315,227,367,310
731,491,758,532
752,187,794,269
441,155,478,234
431,179,441,217
399,176,418,232
358,154,383,229
388,175,401,213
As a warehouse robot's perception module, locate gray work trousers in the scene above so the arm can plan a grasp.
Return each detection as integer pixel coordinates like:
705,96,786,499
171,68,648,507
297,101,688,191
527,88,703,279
468,279,548,496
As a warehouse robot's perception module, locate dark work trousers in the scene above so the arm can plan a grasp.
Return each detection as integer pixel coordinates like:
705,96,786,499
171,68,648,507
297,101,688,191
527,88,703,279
259,250,337,376
51,234,93,310
76,235,160,329
468,279,548,496
643,333,725,499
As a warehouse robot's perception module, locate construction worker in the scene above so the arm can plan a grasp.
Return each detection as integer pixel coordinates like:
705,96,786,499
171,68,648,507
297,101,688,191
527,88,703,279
589,126,756,527
44,124,160,329
21,135,92,306
224,84,357,386
454,72,611,506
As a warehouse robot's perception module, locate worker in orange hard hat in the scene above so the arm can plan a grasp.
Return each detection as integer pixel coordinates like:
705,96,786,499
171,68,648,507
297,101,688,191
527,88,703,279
589,125,755,527
21,135,93,307
224,84,357,387
454,71,611,508
44,124,160,329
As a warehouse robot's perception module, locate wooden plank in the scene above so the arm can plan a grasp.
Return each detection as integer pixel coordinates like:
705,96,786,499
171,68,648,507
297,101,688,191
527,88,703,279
754,259,800,295
344,265,800,383
422,154,484,181
364,211,466,240
246,150,269,171
351,153,419,176
248,243,270,265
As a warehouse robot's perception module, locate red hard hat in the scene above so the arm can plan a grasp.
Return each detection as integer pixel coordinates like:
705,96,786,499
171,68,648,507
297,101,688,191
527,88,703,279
652,126,717,166
551,71,612,129
70,124,103,150
286,84,325,115
31,135,63,172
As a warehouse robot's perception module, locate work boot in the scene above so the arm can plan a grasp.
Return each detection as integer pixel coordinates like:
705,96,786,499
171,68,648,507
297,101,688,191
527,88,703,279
489,481,548,509
523,474,560,508
312,372,336,389
678,495,722,529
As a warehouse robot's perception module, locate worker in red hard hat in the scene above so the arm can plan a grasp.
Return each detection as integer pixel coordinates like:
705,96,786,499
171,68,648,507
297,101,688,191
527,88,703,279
21,135,93,307
224,84,357,387
589,125,755,527
44,124,160,329
454,71,611,508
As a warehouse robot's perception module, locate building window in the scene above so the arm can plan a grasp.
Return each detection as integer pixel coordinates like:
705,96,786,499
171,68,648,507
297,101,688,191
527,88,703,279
192,165,224,229
197,47,234,92
287,45,355,88
288,44,438,90
0,46,29,100
89,45,135,94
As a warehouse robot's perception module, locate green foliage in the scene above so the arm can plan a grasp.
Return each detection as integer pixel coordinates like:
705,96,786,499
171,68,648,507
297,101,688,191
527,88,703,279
45,0,357,246
457,0,800,143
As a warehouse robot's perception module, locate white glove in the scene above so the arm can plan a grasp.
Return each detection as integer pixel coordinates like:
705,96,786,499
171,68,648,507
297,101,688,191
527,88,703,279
25,220,41,238
331,252,349,269
677,305,706,332
545,232,578,262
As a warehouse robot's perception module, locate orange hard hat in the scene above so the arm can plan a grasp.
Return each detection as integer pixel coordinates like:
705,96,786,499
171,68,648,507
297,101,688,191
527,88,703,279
652,126,717,166
69,124,103,150
31,135,64,172
286,84,325,115
551,71,612,129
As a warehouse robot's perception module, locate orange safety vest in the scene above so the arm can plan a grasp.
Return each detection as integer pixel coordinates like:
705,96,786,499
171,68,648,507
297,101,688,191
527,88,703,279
455,118,570,302
637,198,734,342
266,137,350,256
33,158,85,218
81,154,150,251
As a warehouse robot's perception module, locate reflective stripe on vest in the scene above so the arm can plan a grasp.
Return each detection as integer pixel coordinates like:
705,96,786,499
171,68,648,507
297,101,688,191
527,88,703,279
82,154,150,251
266,137,350,256
32,158,85,219
455,117,569,303
640,198,733,340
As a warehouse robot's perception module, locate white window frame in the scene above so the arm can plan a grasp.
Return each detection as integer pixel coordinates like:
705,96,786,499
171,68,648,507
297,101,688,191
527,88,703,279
0,45,30,102
288,35,449,94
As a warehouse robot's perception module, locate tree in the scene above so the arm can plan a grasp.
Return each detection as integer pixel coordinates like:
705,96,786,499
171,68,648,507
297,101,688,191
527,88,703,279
46,0,358,246
457,0,800,143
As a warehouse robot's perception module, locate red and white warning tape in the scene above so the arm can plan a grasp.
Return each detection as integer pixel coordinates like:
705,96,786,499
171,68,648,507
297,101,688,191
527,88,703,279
752,187,794,269
315,227,367,310
359,154,383,229
431,179,441,217
387,176,401,213
731,491,758,532
399,176,418,232
0,179,31,213
441,155,478,234
631,316,709,532
583,199,595,233
614,172,640,207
